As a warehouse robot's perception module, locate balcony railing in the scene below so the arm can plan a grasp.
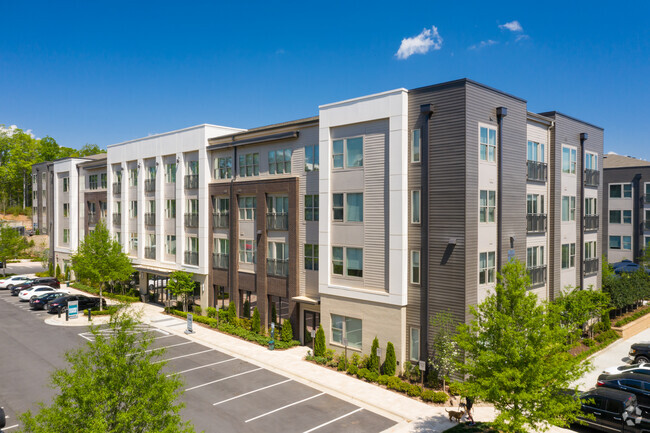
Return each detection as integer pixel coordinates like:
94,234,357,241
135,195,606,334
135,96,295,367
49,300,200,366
267,259,289,277
112,182,121,195
144,247,156,260
526,214,547,233
184,251,198,266
112,213,121,225
585,258,599,275
212,253,229,270
584,169,599,187
527,265,547,287
184,174,199,189
88,214,98,225
212,212,229,229
184,213,198,228
145,213,156,226
584,214,599,231
266,213,288,231
144,179,156,193
526,161,547,182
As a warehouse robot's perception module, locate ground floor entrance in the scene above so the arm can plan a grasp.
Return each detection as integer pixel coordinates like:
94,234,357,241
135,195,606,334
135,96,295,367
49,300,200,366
303,309,320,347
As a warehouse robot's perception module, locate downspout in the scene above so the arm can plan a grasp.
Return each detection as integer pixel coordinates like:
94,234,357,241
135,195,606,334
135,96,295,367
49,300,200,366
420,104,433,361
579,133,588,289
633,173,642,263
496,107,507,271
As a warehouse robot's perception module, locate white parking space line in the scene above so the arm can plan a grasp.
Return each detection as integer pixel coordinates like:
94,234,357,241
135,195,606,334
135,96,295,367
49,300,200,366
167,357,236,376
302,408,363,433
157,349,216,364
78,333,94,341
245,393,325,423
213,379,292,406
4,424,19,431
185,367,263,392
142,341,192,353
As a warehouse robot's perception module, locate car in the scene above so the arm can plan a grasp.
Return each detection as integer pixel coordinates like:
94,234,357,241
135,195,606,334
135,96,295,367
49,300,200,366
597,372,650,414
0,275,32,289
18,285,69,301
604,364,650,375
46,295,106,314
10,280,35,295
30,292,69,310
630,343,650,364
10,277,60,296
0,404,5,429
575,387,648,433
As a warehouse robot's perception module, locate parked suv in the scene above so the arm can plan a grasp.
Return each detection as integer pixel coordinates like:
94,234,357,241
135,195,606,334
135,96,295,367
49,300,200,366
10,277,60,296
630,343,650,364
598,372,650,414
577,388,649,433
46,295,106,314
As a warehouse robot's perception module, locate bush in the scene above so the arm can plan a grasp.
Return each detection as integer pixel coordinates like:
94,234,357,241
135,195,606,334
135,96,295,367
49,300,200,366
281,319,293,342
227,302,236,323
593,322,608,334
192,305,202,316
337,356,348,371
359,355,370,370
349,353,361,367
368,337,380,374
251,307,260,334
377,375,390,386
386,376,402,390
408,384,423,397
314,324,326,357
602,311,612,329
615,307,650,327
595,329,619,344
357,368,370,381
448,381,462,396
421,389,437,402
48,262,53,277
243,299,250,318
206,307,217,319
69,282,139,303
383,342,396,376
422,391,449,403
583,338,596,348
347,364,358,376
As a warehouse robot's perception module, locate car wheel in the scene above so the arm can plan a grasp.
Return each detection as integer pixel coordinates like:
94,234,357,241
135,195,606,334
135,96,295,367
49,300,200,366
7,284,13,290
637,356,650,364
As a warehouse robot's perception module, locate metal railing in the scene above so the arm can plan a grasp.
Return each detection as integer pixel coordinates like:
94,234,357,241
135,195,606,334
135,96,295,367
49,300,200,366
584,215,599,231
526,161,547,182
527,265,547,287
144,179,156,193
184,251,198,266
112,182,121,194
184,213,198,228
184,174,199,189
212,212,229,229
144,247,156,260
266,213,288,230
145,213,156,226
584,169,599,187
112,213,121,225
212,253,229,270
585,258,599,275
526,214,547,233
267,259,289,277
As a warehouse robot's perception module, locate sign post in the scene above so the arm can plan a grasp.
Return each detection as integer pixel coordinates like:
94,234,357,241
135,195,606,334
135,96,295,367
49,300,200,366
310,329,316,352
68,300,79,320
419,360,426,387
185,313,195,334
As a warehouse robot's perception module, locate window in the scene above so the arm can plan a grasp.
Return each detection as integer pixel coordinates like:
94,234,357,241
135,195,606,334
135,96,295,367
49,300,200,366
562,196,576,221
331,314,362,349
99,201,107,218
332,246,343,275
332,194,344,222
214,157,232,179
267,195,288,215
238,196,256,220
129,201,137,218
147,234,156,249
145,166,155,182
186,236,198,253
527,194,545,215
624,210,632,224
269,149,292,174
63,203,69,218
165,163,176,183
331,246,363,278
410,328,420,361
610,184,632,198
88,175,98,190
115,231,121,244
129,233,138,251
562,146,577,174
238,239,256,263
479,251,496,284
332,137,363,169
213,197,229,214
584,197,597,216
214,238,229,254
527,141,545,163
561,243,576,269
585,152,598,170
411,129,421,163
479,126,496,162
585,241,597,259
304,244,319,271
165,199,176,219
186,161,199,175
624,184,632,198
305,195,319,221
645,236,650,250
100,173,107,188
411,250,420,284
166,235,176,255
63,177,69,192
88,202,96,218
623,236,632,250
147,200,155,215
186,199,198,216
238,153,259,177
480,190,496,223
527,246,545,268
63,229,69,243
305,145,319,172
411,190,421,224
115,201,121,214
129,168,138,187
332,193,363,222
610,210,621,224
267,242,288,261
114,170,122,183
610,235,622,250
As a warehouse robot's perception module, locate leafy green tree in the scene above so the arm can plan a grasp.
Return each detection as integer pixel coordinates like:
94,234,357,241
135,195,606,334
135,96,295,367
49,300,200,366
167,271,195,313
368,337,380,374
314,324,326,357
55,263,62,280
39,247,50,270
429,311,459,392
18,312,195,433
281,318,293,342
0,224,30,276
455,260,589,433
383,342,396,376
251,307,260,334
37,136,60,162
553,288,610,339
71,220,134,310
77,143,105,157
243,299,250,318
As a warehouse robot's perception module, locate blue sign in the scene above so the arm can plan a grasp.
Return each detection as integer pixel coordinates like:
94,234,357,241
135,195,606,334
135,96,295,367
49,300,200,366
68,300,79,319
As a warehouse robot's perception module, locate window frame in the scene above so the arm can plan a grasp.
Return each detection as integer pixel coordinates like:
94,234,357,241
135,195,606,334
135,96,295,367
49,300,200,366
165,163,177,183
165,199,176,219
332,136,364,169
63,177,69,192
304,144,320,172
479,251,496,285
609,236,621,250
480,190,496,223
411,129,421,163
585,152,598,170
527,141,545,163
623,236,632,251
562,146,577,174
304,195,319,222
129,168,138,187
304,244,319,271
238,196,257,221
411,250,420,285
63,228,69,243
63,203,69,218
238,153,260,177
410,327,420,361
331,246,363,278
238,238,256,264
479,125,497,163
561,243,576,269
129,200,137,218
331,314,362,350
165,235,176,255
562,196,576,222
214,157,232,180
584,197,598,216
268,149,292,175
332,192,363,223
411,190,421,224
526,245,545,268
585,240,597,259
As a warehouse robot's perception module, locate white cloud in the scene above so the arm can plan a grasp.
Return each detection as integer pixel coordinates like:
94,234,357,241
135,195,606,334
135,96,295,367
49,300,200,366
499,20,523,32
469,39,498,50
0,125,34,138
395,26,443,60
515,34,529,42
607,151,618,155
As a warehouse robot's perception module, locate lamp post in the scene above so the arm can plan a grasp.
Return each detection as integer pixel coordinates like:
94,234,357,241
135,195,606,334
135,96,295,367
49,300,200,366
269,322,275,350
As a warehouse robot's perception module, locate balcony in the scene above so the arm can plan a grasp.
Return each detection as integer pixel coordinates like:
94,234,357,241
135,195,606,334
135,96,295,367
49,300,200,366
585,258,599,275
88,214,98,225
584,214,599,231
526,161,547,182
527,265,547,287
212,253,229,270
267,259,288,277
184,251,198,266
266,213,288,231
144,179,156,193
584,169,599,187
184,213,199,228
213,212,229,229
112,213,121,225
144,247,156,260
184,174,198,189
526,214,547,233
112,182,121,195
145,213,156,226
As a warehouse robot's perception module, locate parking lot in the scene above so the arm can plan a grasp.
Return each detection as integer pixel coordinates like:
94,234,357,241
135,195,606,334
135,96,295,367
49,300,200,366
0,287,396,433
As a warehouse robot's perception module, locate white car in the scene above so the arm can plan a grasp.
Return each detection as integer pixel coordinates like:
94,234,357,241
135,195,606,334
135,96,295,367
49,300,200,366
0,275,33,290
602,363,650,375
18,285,69,301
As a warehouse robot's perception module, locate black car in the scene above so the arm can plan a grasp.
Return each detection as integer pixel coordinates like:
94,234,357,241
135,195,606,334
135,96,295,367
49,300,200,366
10,278,60,296
598,373,650,414
30,292,68,310
630,343,650,364
46,295,106,314
10,279,35,295
576,387,649,433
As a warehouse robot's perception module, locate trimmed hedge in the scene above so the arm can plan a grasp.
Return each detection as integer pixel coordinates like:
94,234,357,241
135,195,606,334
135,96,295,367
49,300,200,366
614,306,650,327
70,282,140,303
82,305,123,316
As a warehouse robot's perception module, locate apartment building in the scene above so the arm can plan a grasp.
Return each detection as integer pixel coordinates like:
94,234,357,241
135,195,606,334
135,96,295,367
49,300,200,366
603,154,650,263
32,161,49,234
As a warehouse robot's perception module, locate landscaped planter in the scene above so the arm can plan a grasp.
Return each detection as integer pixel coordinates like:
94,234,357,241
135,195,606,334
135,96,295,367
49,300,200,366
613,312,650,339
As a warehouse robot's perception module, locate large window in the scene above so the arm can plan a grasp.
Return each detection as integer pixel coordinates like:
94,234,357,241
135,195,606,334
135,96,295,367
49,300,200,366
63,177,69,192
332,193,363,222
305,195,319,221
129,233,138,251
410,328,420,361
562,196,576,221
479,251,496,284
480,190,496,223
585,240,597,259
186,161,199,176
411,129,421,163
527,193,544,215
610,210,621,224
527,141,545,162
479,126,496,162
411,190,421,224
585,152,598,170
269,149,292,174
527,246,545,268
166,235,176,255
186,236,198,253
63,203,69,218
129,201,137,218
267,195,288,215
411,250,420,284
238,196,256,220
89,175,98,190
214,157,232,180
238,239,256,263
268,242,288,261
561,243,576,269
562,146,577,174
165,163,176,183
332,137,363,169
331,314,362,349
305,145,319,172
147,166,156,181
609,236,621,250
129,168,138,187
610,184,632,198
585,197,597,216
238,153,259,177
213,197,229,215
623,236,632,250
304,244,319,271
186,199,198,215
165,199,176,219
332,246,363,278
63,229,69,243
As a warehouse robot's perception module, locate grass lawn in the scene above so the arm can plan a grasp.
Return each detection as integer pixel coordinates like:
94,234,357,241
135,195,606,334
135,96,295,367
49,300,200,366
444,422,497,433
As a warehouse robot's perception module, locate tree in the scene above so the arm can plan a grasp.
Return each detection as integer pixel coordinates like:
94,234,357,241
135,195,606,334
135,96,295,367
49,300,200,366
455,260,589,433
77,143,105,157
71,220,133,311
39,247,50,270
383,342,396,376
18,311,195,433
251,307,260,334
243,298,250,318
429,311,459,392
553,288,610,340
314,324,326,357
368,337,380,374
167,271,195,313
281,318,293,342
0,224,30,276
227,302,236,323
271,302,277,324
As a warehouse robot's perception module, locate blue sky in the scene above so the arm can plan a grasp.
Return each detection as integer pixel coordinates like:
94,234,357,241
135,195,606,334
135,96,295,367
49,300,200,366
1,0,648,159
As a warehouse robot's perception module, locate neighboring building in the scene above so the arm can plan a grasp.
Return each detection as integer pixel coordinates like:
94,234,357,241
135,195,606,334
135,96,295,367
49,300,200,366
31,161,50,234
603,154,650,263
